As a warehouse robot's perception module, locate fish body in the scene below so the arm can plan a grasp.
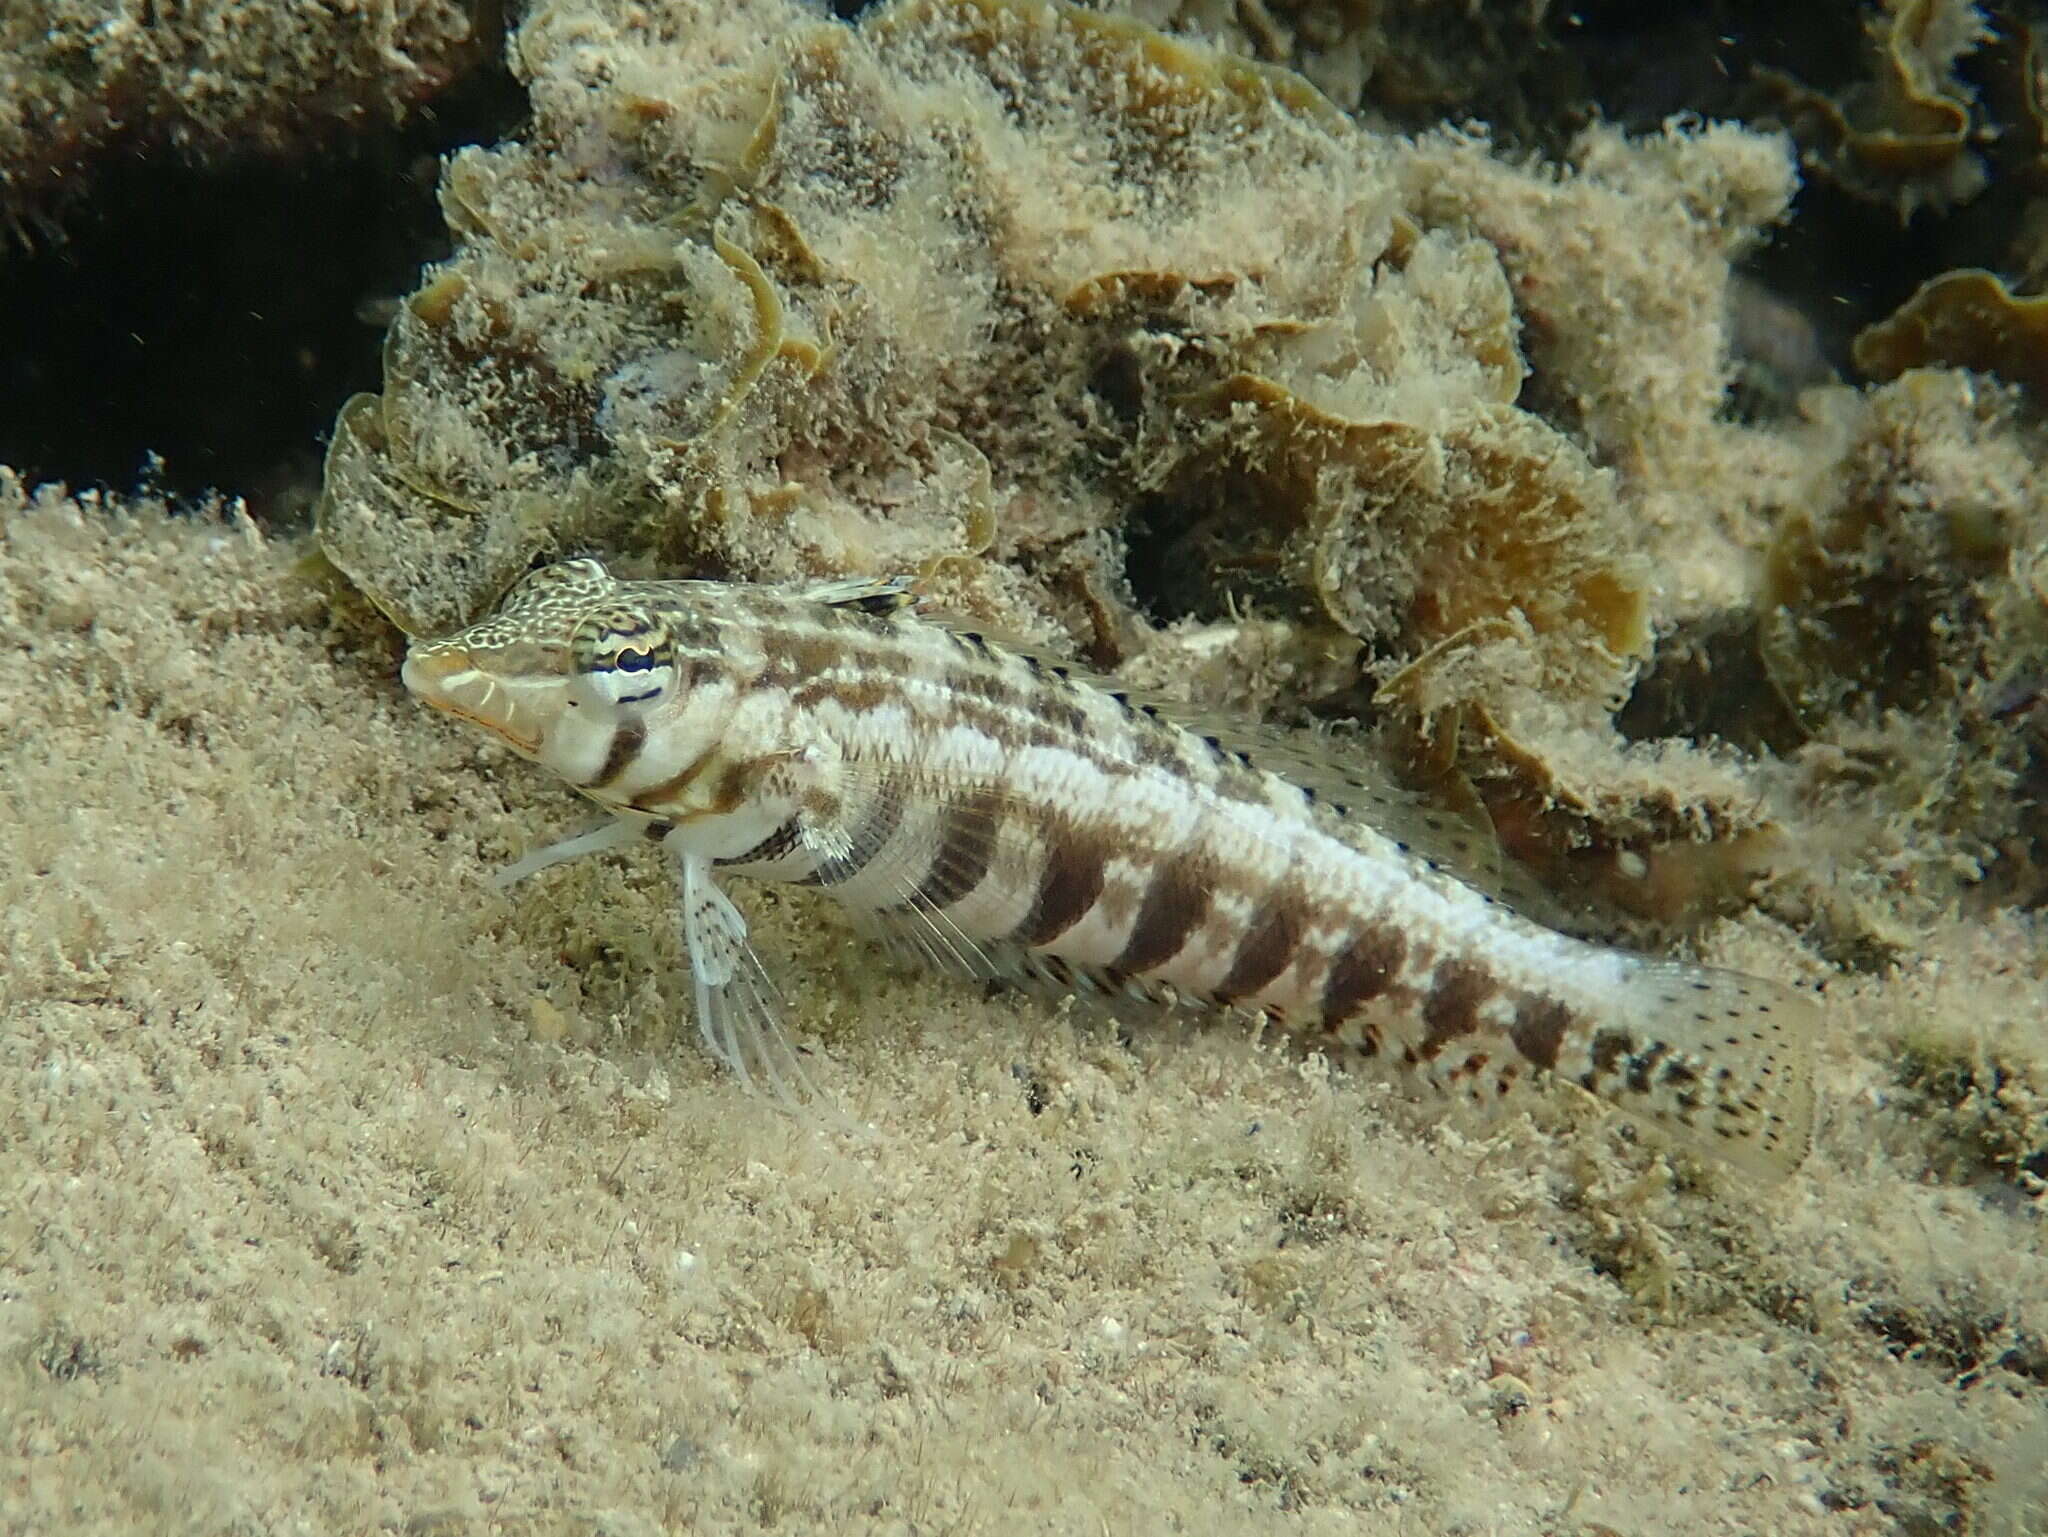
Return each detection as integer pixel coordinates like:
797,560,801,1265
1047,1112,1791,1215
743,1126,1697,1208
402,559,1817,1178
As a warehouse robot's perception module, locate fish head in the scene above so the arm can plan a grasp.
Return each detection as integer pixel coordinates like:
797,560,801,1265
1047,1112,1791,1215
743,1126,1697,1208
401,559,712,785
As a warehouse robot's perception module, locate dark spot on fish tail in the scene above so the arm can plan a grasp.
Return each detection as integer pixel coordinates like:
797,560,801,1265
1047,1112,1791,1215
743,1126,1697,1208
1112,851,1214,975
915,791,1006,908
1420,961,1496,1057
1508,996,1575,1072
1013,828,1107,946
1580,1028,1632,1090
1320,925,1406,1027
1214,891,1305,1002
584,718,647,791
1624,1041,1672,1096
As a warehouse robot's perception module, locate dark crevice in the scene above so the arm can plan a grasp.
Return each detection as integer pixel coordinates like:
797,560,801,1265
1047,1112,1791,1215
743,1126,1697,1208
0,61,526,518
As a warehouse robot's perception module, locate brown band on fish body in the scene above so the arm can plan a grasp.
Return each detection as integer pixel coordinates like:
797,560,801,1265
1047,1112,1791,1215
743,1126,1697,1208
914,790,1007,909
1213,888,1306,1002
1419,960,1496,1059
1013,825,1108,947
1112,849,1215,975
1320,924,1407,1028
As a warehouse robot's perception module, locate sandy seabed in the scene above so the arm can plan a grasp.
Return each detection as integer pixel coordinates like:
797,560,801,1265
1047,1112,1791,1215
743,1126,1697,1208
1,479,2044,1533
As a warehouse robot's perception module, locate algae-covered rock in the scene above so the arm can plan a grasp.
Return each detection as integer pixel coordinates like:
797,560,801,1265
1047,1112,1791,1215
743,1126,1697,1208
1761,370,2048,906
0,0,489,237
317,0,1772,715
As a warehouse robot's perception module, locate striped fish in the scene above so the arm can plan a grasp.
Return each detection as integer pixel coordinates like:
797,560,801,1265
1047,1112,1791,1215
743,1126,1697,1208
401,558,1818,1178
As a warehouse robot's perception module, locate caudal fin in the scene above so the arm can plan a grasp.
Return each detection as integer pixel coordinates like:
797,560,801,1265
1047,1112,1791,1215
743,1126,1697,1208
1584,959,1819,1181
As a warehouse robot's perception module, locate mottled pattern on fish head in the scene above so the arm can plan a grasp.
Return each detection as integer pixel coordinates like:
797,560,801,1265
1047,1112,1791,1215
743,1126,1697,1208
401,559,720,783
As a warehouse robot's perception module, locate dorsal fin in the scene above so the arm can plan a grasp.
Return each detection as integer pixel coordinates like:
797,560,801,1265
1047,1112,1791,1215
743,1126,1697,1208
789,574,919,616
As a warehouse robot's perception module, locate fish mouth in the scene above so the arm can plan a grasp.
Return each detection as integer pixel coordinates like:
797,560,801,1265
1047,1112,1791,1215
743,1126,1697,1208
401,648,542,756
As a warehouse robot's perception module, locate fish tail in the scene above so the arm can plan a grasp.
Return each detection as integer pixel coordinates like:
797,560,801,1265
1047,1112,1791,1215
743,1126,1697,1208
1574,958,1819,1180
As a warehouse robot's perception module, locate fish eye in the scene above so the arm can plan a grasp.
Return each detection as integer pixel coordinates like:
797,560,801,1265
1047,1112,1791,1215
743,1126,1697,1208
572,606,676,706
